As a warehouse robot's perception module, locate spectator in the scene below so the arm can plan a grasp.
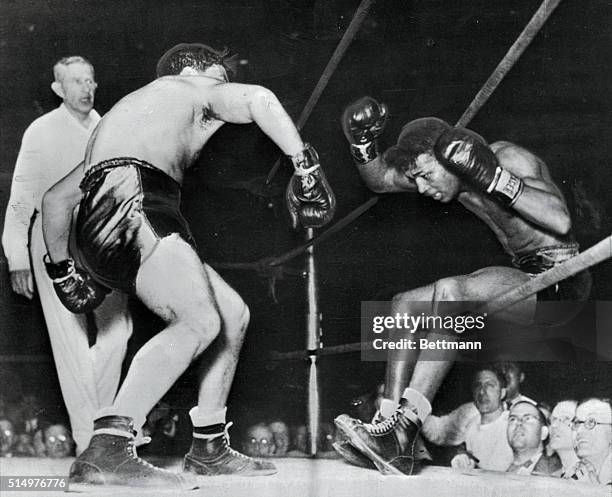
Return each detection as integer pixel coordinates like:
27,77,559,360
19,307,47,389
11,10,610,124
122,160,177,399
13,433,36,457
549,400,578,477
450,365,513,471
506,401,560,476
268,420,290,456
497,362,535,409
17,394,44,435
422,362,533,447
244,423,275,457
568,398,612,485
0,418,16,457
42,423,75,458
350,383,385,422
139,401,181,456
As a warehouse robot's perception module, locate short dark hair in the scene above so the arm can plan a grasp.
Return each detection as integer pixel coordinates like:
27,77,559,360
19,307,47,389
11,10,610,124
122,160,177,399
382,117,451,175
473,363,507,388
156,42,235,78
496,361,523,377
511,400,548,426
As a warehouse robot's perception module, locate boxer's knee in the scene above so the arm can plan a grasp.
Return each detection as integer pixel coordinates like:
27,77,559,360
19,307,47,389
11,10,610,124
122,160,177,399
224,298,250,346
433,277,462,301
181,309,222,357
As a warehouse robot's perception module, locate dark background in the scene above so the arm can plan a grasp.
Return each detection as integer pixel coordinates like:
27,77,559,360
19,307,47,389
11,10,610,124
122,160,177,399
0,0,610,434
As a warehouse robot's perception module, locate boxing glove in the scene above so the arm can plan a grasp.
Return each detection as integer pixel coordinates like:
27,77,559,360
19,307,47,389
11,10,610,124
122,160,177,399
44,255,109,313
434,127,524,206
341,97,388,164
286,144,336,229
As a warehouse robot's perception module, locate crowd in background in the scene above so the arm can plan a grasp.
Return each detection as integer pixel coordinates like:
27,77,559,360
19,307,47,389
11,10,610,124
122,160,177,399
1,361,610,487
0,392,74,458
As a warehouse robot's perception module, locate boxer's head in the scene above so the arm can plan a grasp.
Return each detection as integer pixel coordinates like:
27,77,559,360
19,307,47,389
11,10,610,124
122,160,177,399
156,43,236,81
384,118,486,202
384,118,459,201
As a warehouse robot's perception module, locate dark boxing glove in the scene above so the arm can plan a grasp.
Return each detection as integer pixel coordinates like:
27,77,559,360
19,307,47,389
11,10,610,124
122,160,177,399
341,96,388,164
434,128,524,207
44,255,109,313
286,144,336,229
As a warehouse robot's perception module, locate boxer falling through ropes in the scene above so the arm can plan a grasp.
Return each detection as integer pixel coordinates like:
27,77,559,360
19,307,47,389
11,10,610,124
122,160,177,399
333,97,591,475
41,43,335,490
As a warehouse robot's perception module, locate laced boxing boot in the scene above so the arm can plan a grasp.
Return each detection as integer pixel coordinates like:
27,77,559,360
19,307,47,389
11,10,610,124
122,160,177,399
333,440,376,469
333,406,431,471
334,399,422,475
69,415,198,490
184,422,277,476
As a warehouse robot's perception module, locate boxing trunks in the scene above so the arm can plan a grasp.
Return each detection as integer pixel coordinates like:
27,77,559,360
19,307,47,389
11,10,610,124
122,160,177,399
512,243,591,325
73,158,195,294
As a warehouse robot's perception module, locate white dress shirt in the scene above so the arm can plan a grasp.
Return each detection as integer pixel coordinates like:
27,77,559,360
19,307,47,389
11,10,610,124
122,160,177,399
2,103,100,270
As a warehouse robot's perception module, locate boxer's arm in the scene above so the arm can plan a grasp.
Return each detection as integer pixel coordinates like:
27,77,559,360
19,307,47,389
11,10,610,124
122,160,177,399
42,162,85,263
492,142,571,235
356,156,418,193
209,83,305,156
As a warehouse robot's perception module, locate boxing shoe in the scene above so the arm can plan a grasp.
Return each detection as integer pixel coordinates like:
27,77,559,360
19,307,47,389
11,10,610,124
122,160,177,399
184,423,277,476
333,440,376,469
334,415,431,470
69,415,197,490
334,400,422,476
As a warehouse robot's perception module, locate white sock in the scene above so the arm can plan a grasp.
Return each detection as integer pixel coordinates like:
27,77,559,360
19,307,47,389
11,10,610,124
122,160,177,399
401,387,432,421
379,398,397,419
189,406,227,427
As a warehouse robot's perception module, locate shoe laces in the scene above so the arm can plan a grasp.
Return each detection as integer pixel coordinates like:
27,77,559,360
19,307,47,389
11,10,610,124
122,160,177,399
368,412,400,435
126,438,171,473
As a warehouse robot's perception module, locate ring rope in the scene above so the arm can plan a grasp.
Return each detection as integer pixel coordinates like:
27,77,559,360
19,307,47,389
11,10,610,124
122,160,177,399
265,0,378,184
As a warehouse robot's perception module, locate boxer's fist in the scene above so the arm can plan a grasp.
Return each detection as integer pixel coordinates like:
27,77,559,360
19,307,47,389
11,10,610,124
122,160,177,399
286,144,336,229
342,97,388,144
342,97,388,164
44,255,109,313
434,128,524,206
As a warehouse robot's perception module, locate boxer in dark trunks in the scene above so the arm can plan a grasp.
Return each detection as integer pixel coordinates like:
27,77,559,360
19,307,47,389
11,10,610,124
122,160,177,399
41,43,335,490
333,97,590,476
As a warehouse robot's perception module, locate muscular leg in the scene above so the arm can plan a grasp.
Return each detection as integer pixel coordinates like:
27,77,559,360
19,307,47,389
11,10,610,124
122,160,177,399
408,266,535,402
335,266,536,475
384,267,535,404
106,235,225,429
384,284,435,403
193,263,249,413
90,291,132,410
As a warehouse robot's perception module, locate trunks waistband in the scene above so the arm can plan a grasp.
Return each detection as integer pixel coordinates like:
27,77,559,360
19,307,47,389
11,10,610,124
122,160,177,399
512,243,580,275
81,157,179,192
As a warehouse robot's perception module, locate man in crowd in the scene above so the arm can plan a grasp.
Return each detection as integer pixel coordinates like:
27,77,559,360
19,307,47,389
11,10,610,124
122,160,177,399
334,97,590,475
499,362,534,409
450,366,513,471
506,401,560,475
549,400,578,477
42,42,334,490
568,398,611,485
2,56,132,453
421,362,532,448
